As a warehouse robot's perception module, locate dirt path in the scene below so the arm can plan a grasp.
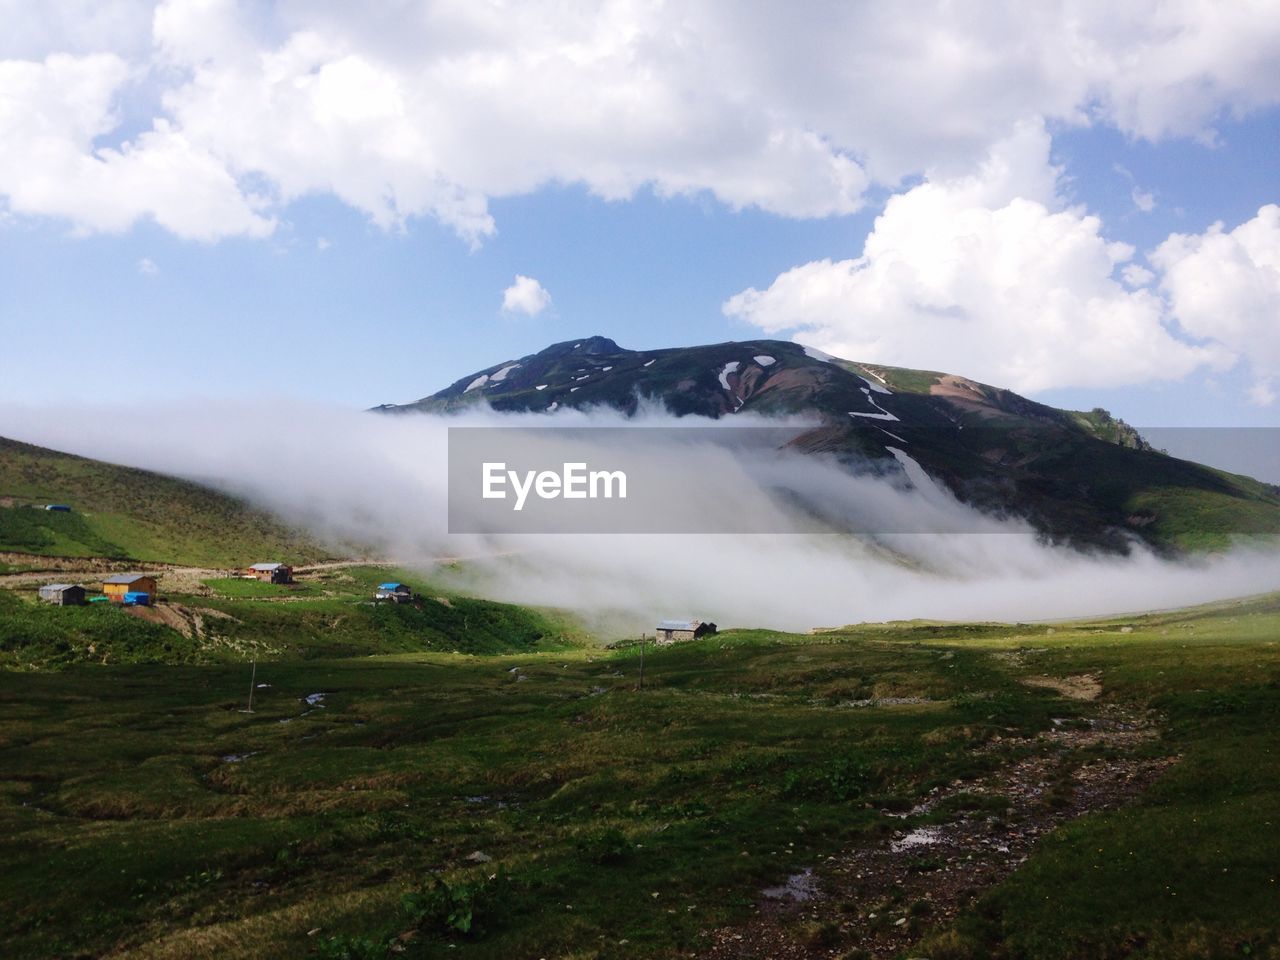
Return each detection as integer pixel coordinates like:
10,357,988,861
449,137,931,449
702,700,1174,959
0,551,516,596
0,553,415,593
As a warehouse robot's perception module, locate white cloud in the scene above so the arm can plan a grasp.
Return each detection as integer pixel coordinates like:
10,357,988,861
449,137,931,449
1153,204,1280,405
2,400,1278,631
0,0,155,60
1122,263,1155,287
724,122,1227,393
0,1,1278,241
0,52,274,240
502,274,551,316
136,256,157,274
1132,187,1156,213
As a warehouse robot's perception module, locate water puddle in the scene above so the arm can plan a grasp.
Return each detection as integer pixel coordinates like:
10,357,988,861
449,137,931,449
278,693,328,723
762,869,817,902
890,826,943,852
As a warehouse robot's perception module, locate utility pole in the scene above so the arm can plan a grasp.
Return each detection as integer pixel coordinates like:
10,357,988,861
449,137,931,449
245,656,257,713
637,632,645,692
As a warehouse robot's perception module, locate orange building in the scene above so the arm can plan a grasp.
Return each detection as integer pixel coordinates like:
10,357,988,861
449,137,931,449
102,574,158,603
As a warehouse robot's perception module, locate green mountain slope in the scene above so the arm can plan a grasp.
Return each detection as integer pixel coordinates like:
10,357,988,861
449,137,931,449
0,437,329,567
376,336,1280,551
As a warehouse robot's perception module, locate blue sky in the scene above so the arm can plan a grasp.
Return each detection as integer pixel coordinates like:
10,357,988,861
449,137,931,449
0,1,1277,428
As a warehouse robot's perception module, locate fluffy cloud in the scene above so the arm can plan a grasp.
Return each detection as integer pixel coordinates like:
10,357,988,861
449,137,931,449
1153,204,1280,404
724,122,1227,393
502,274,551,316
0,0,1278,241
0,52,274,239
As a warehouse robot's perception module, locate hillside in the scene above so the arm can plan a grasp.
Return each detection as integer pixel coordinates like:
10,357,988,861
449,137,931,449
0,436,330,567
0,564,587,670
376,336,1280,551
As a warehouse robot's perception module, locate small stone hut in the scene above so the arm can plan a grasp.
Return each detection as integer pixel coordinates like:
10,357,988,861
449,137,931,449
655,619,718,644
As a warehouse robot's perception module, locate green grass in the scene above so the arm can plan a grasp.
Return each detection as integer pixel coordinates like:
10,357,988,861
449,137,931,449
193,565,589,659
0,566,588,669
2,593,1278,958
0,639,1029,959
1128,486,1280,550
196,594,580,659
0,589,198,668
0,503,126,556
203,577,320,599
910,595,1280,959
0,436,329,566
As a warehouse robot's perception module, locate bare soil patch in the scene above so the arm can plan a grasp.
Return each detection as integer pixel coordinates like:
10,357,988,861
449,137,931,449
1021,673,1103,700
125,602,238,640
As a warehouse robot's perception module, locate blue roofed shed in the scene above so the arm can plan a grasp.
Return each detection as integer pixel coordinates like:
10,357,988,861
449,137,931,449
375,582,413,603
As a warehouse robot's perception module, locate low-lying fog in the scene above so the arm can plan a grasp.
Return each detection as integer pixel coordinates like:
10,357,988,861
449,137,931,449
3,400,1278,633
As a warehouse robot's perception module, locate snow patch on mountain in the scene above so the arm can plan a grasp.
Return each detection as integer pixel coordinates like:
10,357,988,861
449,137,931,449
886,446,950,503
719,361,741,390
859,373,892,395
803,345,836,363
490,364,521,383
847,387,899,421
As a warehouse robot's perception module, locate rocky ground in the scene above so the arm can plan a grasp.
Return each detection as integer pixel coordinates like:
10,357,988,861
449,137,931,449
703,682,1175,959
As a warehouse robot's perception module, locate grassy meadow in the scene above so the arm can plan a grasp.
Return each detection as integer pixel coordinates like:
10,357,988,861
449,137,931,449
1,585,1278,959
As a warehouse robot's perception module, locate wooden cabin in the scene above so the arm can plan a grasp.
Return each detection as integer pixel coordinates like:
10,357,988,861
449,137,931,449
246,562,292,584
102,574,157,604
38,583,85,606
655,619,717,644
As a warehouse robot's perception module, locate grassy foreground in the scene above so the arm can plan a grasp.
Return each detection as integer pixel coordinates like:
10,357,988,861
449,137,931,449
1,594,1278,959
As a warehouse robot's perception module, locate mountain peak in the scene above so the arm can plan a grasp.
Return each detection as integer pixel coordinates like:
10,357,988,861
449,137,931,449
537,335,623,358
371,335,1280,553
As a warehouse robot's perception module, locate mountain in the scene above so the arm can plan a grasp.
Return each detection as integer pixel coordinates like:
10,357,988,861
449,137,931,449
0,436,329,567
375,336,1280,551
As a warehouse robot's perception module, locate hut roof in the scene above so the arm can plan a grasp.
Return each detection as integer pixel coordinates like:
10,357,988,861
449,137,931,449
378,582,406,590
104,574,152,585
249,562,287,571
657,619,699,631
41,583,78,592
